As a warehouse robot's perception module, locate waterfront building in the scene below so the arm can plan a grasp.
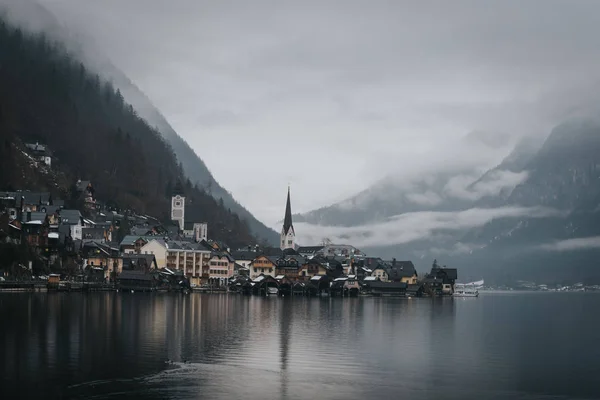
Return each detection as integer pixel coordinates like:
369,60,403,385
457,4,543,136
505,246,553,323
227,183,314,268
164,240,212,285
140,239,168,269
207,252,235,286
250,255,277,279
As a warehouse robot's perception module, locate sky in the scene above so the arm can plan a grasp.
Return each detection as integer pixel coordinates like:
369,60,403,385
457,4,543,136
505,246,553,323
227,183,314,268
5,0,600,233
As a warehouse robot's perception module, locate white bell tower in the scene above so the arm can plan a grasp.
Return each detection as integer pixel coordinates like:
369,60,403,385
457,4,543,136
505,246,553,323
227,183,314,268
171,194,185,231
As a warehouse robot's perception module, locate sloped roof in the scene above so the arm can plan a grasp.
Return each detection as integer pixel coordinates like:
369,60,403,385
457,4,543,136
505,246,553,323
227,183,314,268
119,270,154,281
231,249,257,261
59,209,82,225
297,246,325,254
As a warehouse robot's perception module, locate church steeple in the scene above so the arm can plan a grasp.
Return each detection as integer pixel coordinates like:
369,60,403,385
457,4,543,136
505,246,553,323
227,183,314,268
283,186,294,235
280,186,295,250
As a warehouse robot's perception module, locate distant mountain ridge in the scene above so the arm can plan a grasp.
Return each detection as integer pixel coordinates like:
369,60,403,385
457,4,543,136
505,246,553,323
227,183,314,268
297,119,600,284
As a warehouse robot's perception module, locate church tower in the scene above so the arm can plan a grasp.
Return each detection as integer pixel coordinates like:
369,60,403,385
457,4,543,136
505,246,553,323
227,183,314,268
280,186,295,250
171,180,185,231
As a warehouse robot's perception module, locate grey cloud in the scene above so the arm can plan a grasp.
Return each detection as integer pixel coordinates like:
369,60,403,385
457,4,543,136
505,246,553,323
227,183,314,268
444,170,529,201
6,0,600,223
538,236,600,252
405,191,443,207
296,206,562,247
429,242,483,256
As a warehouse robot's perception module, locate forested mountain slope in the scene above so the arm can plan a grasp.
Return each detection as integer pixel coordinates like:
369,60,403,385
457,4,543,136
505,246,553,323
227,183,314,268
0,17,255,248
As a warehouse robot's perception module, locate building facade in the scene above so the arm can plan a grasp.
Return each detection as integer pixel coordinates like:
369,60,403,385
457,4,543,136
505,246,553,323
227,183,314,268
171,194,185,231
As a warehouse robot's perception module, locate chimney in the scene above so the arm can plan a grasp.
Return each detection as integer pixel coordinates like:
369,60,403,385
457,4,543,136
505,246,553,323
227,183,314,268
26,211,31,222
392,258,396,267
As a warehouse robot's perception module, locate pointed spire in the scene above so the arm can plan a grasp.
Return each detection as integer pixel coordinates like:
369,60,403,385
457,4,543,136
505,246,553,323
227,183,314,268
283,186,294,235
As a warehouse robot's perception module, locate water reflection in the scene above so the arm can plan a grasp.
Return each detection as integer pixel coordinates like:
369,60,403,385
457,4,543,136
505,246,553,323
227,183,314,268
1,293,599,399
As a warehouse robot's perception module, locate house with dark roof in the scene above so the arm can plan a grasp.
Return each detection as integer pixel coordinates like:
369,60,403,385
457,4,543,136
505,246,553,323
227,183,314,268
59,209,83,240
275,254,306,280
207,252,235,286
422,263,458,295
232,248,259,270
25,142,52,166
122,253,158,272
118,270,157,292
297,245,324,258
298,257,328,281
249,254,279,279
386,260,418,284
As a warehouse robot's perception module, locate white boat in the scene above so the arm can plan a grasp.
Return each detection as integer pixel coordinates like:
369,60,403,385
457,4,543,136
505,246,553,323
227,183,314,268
267,287,279,295
453,284,479,297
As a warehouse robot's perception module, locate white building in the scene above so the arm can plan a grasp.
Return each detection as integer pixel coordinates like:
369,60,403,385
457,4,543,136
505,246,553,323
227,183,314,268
171,194,185,231
140,239,168,269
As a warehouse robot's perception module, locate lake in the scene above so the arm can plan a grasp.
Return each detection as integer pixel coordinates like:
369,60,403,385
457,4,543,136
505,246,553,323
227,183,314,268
0,292,599,399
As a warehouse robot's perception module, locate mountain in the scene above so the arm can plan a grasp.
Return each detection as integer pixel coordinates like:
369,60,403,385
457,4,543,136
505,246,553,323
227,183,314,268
0,0,278,245
0,16,256,248
102,75,280,245
296,120,600,284
295,134,525,227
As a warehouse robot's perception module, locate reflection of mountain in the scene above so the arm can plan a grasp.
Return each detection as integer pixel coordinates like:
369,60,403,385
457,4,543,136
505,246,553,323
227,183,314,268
299,120,600,284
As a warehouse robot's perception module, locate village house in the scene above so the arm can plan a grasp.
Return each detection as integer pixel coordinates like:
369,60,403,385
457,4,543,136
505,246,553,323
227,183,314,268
59,209,84,240
182,221,208,242
386,260,418,284
298,257,328,280
250,254,277,279
207,252,235,286
422,263,458,295
25,142,52,166
275,254,306,280
82,241,121,281
119,235,154,254
371,264,389,281
297,245,324,259
231,247,258,270
140,239,168,269
164,240,212,286
122,253,158,272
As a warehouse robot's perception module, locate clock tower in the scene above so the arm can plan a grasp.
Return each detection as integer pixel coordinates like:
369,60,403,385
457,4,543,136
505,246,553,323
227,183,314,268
171,181,185,231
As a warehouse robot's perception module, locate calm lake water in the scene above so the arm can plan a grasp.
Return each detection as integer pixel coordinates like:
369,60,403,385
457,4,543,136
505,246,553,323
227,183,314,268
1,292,599,400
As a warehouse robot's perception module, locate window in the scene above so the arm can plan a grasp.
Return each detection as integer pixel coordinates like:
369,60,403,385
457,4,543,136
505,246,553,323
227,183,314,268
287,240,292,245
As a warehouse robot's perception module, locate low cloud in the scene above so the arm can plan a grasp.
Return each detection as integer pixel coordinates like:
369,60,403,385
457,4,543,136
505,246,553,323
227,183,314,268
444,170,529,201
405,191,443,206
539,236,600,252
296,206,562,247
429,242,483,256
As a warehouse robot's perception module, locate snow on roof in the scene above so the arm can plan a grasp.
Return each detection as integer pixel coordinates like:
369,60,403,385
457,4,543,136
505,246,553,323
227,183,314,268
361,267,372,273
334,277,348,282
348,275,356,279
364,276,377,281
311,275,323,281
254,275,265,282
25,220,43,225
274,275,285,280
48,232,59,239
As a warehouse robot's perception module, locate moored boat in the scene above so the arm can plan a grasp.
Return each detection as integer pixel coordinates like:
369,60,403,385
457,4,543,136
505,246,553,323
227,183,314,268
453,283,479,297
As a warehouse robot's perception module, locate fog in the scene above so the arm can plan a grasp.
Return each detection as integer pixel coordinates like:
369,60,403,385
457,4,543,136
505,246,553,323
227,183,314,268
3,0,600,230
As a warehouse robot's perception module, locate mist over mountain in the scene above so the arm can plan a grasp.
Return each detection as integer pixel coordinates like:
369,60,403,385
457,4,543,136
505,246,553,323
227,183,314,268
0,0,279,245
296,120,600,284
